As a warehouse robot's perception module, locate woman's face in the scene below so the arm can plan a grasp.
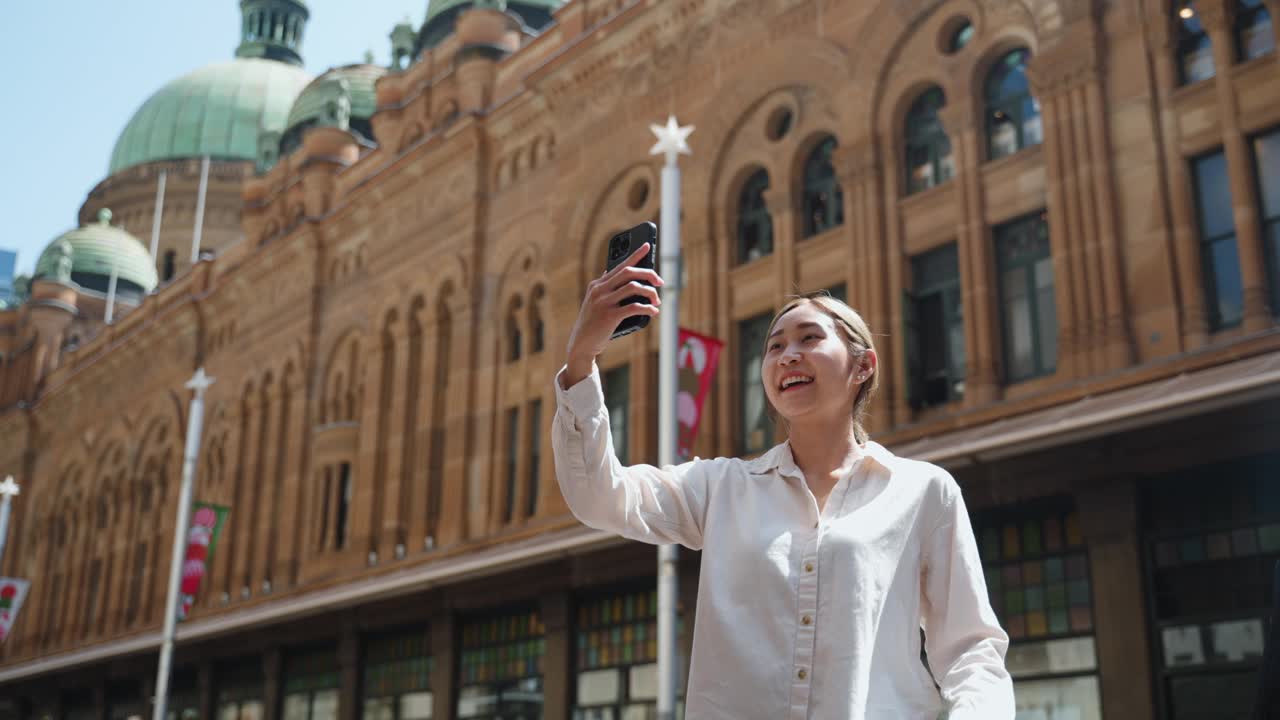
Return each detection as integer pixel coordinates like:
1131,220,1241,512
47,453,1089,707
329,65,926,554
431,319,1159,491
761,303,873,426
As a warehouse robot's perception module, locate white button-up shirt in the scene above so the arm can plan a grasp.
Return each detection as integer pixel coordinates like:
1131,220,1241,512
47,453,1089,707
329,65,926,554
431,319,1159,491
552,366,1015,719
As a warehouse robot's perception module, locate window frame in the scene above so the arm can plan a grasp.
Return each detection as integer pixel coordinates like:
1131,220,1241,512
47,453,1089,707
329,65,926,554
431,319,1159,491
1251,128,1280,317
362,627,434,720
456,607,547,720
1190,149,1245,331
602,365,631,465
983,48,1042,162
502,407,520,524
801,136,844,238
904,87,954,196
905,243,965,408
738,312,775,456
1175,2,1217,85
736,169,773,264
1235,0,1275,62
995,212,1057,383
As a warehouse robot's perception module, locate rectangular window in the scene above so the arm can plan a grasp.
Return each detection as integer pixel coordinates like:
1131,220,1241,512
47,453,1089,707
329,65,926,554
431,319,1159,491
527,399,542,519
739,313,774,455
335,463,352,551
602,365,631,464
1143,451,1280,719
825,284,847,304
573,587,685,719
363,628,434,720
1192,150,1244,330
995,213,1057,382
975,502,1102,719
282,648,340,720
503,408,520,524
457,608,545,720
1253,129,1280,315
905,244,965,408
216,662,265,720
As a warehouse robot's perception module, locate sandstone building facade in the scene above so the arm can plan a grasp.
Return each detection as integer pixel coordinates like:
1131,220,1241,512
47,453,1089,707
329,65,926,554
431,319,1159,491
1,0,1278,719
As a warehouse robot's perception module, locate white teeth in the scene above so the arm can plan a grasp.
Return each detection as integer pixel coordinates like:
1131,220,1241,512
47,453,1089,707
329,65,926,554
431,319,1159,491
781,376,813,389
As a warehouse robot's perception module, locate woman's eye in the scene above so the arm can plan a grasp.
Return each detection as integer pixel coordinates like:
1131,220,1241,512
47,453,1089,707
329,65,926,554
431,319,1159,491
804,334,818,342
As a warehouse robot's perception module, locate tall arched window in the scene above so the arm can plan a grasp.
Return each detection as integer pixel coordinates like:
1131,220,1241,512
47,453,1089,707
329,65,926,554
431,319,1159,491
737,169,773,264
905,87,954,195
162,250,176,282
802,137,844,238
985,49,1042,161
1175,2,1216,84
1236,0,1275,61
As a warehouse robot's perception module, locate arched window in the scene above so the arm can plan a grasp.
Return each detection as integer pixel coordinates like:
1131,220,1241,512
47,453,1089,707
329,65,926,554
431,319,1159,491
905,87,954,195
1236,0,1275,61
530,287,546,354
507,299,523,362
1174,2,1216,84
162,250,176,282
985,49,1042,161
802,137,844,238
737,169,773,264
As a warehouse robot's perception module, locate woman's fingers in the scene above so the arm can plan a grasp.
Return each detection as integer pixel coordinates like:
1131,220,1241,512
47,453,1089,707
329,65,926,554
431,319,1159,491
601,280,661,309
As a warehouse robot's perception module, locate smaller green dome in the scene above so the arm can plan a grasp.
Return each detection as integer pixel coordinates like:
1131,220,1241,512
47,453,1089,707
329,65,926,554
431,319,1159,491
279,64,388,155
34,209,159,297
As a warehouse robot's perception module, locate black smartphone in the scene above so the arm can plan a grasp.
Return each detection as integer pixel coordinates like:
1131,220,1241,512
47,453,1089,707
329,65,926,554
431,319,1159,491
605,221,658,339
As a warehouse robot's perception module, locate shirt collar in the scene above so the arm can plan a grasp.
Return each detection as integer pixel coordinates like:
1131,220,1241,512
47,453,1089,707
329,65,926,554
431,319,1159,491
743,439,897,478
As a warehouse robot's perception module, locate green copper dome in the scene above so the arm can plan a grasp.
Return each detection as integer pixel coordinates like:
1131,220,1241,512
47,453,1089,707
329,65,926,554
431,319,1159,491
279,64,387,154
34,210,159,296
109,58,314,174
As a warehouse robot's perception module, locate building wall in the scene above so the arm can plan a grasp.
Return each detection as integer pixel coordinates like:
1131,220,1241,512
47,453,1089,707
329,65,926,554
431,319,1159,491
1,0,1279,718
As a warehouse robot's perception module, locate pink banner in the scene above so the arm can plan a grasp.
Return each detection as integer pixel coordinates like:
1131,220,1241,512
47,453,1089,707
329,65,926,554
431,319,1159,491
0,577,31,643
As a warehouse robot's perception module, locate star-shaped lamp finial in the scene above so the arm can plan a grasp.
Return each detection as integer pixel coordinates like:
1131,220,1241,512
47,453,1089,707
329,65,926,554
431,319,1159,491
186,367,216,396
0,476,18,498
649,115,694,161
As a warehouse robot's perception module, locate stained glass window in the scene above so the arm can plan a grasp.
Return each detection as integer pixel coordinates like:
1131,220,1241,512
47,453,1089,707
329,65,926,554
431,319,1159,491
802,136,844,238
984,49,1042,161
1143,451,1280,718
976,502,1102,718
904,87,954,195
283,648,340,720
363,628,434,720
457,608,546,720
573,588,685,720
1175,2,1217,84
737,170,773,264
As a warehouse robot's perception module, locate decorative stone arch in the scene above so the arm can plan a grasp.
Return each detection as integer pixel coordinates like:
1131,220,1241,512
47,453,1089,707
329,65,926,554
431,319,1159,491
320,327,366,425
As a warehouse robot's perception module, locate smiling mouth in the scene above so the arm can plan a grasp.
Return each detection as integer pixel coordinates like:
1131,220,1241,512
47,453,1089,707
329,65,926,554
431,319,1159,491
779,376,814,392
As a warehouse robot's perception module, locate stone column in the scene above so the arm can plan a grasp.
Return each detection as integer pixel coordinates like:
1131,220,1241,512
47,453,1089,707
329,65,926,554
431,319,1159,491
541,592,572,720
438,298,476,545
430,612,457,720
232,392,261,601
763,186,796,298
262,648,283,720
337,623,360,720
1076,480,1156,720
248,380,279,591
1145,7,1209,348
1201,0,1274,329
939,101,1000,406
353,332,385,563
381,322,412,552
198,662,215,720
277,371,309,586
407,314,438,550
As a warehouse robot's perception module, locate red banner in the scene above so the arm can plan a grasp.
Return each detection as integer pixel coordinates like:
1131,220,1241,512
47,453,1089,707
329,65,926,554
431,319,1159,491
179,503,229,620
677,328,724,460
0,577,30,643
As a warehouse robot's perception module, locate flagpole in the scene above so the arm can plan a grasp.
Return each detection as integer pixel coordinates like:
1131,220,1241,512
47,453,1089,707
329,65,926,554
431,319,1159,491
650,115,692,720
153,368,214,720
0,476,19,571
149,170,168,262
190,157,210,265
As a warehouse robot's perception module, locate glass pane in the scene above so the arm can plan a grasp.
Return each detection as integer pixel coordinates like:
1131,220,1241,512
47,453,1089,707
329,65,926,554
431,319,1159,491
240,702,264,720
1183,37,1217,83
1193,152,1235,238
989,116,1019,160
1022,96,1043,147
1012,675,1102,720
399,691,435,717
282,697,310,720
1003,268,1034,380
603,365,630,464
1005,637,1098,678
1035,258,1057,372
577,669,622,705
739,314,773,454
629,663,659,701
1162,625,1206,667
362,698,394,720
311,691,338,720
1208,618,1265,662
1169,671,1259,720
1256,131,1280,219
1241,9,1275,59
1207,236,1244,327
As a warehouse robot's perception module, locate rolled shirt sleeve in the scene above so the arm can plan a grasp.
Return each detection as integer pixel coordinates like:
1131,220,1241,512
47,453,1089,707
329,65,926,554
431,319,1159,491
921,475,1016,720
552,364,719,550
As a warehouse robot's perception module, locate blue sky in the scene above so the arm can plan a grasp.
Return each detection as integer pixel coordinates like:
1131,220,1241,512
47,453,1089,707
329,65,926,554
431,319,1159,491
1,1,423,276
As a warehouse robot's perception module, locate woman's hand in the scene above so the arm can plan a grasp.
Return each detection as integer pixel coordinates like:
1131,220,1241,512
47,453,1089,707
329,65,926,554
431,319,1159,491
562,243,664,389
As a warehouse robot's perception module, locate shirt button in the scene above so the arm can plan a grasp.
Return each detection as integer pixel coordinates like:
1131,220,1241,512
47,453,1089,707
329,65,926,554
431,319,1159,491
801,615,812,626
797,668,808,680
804,562,814,573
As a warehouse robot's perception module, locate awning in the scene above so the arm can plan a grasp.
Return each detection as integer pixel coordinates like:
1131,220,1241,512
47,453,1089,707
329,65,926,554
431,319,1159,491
893,349,1280,468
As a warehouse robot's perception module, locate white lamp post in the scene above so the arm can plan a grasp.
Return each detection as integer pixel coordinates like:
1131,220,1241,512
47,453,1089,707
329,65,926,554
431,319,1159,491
650,114,693,720
0,475,20,570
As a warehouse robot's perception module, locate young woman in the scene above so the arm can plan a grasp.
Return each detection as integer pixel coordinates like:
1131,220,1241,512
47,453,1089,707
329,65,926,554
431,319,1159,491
552,243,1014,719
